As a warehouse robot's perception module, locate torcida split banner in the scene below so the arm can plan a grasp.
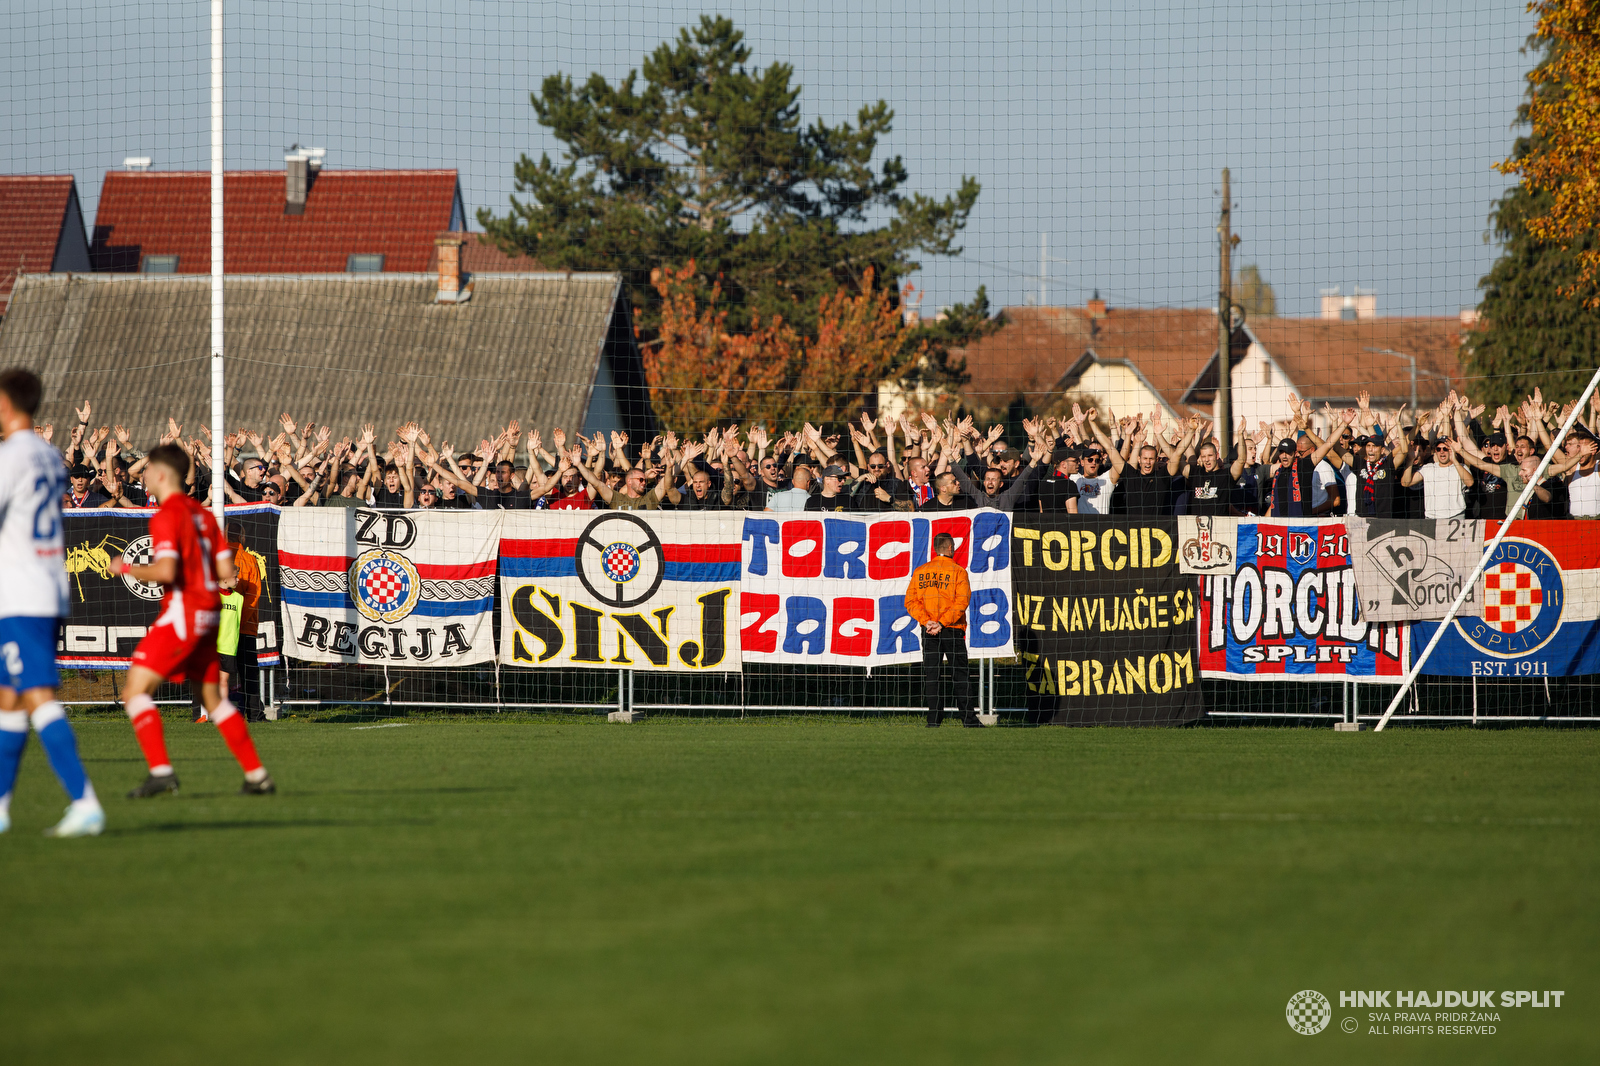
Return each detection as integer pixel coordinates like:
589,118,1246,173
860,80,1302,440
278,509,500,666
1009,516,1202,724
1198,520,1409,681
739,510,1014,666
498,510,742,671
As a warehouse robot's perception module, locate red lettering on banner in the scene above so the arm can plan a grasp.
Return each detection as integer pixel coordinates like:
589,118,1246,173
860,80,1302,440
830,597,875,657
930,516,971,568
867,520,912,580
740,592,780,653
782,520,824,578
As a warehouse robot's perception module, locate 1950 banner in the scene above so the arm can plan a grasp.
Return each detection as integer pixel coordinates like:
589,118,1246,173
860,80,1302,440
1010,516,1202,724
279,509,500,665
59,505,282,668
1198,520,1409,681
498,510,743,671
739,510,1014,666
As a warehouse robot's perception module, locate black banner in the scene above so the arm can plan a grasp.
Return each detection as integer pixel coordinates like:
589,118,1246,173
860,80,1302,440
59,505,282,667
1011,516,1203,725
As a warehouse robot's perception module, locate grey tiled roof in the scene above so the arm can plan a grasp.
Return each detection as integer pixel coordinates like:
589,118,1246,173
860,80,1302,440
1,271,631,448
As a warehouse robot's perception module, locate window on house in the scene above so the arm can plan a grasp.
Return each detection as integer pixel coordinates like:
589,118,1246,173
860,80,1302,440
1261,361,1271,386
347,254,384,273
141,254,179,274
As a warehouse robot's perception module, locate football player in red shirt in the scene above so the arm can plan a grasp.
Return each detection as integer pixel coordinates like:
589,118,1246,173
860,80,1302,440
109,444,275,797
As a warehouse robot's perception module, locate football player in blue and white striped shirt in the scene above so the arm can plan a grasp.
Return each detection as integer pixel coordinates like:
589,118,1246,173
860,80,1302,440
0,368,104,837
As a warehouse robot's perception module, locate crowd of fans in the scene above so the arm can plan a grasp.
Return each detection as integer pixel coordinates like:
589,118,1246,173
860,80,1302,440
43,388,1600,521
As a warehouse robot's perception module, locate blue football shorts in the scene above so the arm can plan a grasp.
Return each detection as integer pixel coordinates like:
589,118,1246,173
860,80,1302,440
0,616,63,693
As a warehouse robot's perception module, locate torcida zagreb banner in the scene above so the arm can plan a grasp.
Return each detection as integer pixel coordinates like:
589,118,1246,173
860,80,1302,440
1198,520,1409,681
1009,516,1202,724
739,510,1014,666
498,510,742,671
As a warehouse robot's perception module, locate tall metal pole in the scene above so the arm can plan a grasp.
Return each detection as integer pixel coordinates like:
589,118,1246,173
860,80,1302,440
1039,232,1047,307
1216,169,1233,462
1374,361,1600,731
209,0,226,529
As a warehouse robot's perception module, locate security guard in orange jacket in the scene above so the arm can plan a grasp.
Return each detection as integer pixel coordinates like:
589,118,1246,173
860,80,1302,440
905,532,979,727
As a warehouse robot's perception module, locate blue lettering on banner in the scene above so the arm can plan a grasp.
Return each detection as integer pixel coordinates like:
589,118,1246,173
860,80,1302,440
970,511,1011,573
877,595,922,655
968,587,1012,649
783,595,828,655
823,519,868,580
911,518,932,570
742,518,779,576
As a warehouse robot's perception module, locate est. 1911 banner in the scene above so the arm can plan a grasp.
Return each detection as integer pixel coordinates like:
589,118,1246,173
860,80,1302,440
1010,516,1202,724
739,510,1014,666
1412,520,1600,678
1198,520,1409,681
498,510,742,671
278,509,500,665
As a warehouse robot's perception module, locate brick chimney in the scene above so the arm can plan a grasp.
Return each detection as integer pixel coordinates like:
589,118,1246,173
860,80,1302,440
435,235,467,303
1087,290,1107,318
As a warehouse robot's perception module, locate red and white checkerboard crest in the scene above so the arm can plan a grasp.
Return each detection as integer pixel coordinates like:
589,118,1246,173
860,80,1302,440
1483,561,1544,634
349,548,422,623
601,542,641,583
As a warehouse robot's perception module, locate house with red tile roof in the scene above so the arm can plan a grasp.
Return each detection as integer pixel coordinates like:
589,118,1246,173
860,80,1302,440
944,296,1466,434
89,166,465,274
0,175,91,314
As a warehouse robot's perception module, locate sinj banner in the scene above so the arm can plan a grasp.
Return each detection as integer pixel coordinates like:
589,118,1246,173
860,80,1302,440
278,509,499,665
739,510,1014,666
59,505,283,668
498,511,742,671
1198,520,1408,681
1413,521,1600,678
1010,516,1202,724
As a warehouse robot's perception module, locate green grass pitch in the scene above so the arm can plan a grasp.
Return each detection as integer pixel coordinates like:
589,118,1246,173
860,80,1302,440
0,715,1594,1064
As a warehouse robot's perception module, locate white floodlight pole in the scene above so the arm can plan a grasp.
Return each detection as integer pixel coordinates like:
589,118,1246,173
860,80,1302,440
209,0,226,529
1374,363,1600,731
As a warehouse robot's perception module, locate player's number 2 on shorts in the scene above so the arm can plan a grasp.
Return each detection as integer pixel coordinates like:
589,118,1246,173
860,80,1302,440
1,642,21,679
32,475,57,540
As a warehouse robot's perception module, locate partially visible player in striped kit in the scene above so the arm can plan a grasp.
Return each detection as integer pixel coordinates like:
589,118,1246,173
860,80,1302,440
0,368,105,837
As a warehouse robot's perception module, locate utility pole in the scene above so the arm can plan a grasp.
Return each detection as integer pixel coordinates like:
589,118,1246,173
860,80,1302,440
1216,169,1235,464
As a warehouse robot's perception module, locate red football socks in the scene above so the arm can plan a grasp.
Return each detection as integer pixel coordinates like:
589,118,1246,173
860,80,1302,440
211,701,264,775
127,695,172,774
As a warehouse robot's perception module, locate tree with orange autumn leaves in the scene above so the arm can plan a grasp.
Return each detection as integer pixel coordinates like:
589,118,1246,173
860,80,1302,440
1497,0,1600,307
641,261,928,436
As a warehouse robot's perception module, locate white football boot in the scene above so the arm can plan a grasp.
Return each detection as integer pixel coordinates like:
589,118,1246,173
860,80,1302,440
44,803,105,838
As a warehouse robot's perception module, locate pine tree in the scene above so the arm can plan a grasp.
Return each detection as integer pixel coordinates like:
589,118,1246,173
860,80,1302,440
1467,35,1600,411
479,15,981,347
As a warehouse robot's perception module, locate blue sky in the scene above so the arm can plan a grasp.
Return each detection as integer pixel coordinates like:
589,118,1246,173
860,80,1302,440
4,0,1534,316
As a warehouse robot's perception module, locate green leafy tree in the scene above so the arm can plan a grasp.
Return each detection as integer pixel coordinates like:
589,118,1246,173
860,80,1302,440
1233,264,1276,318
1467,35,1600,411
479,15,981,345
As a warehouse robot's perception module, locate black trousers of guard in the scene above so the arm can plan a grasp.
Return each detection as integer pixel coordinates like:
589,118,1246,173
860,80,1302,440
922,627,973,722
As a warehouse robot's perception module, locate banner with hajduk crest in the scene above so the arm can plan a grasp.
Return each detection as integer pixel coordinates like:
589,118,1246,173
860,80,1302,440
277,509,501,665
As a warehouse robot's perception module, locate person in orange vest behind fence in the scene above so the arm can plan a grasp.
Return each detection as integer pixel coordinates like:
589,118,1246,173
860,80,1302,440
904,532,980,729
226,522,265,720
